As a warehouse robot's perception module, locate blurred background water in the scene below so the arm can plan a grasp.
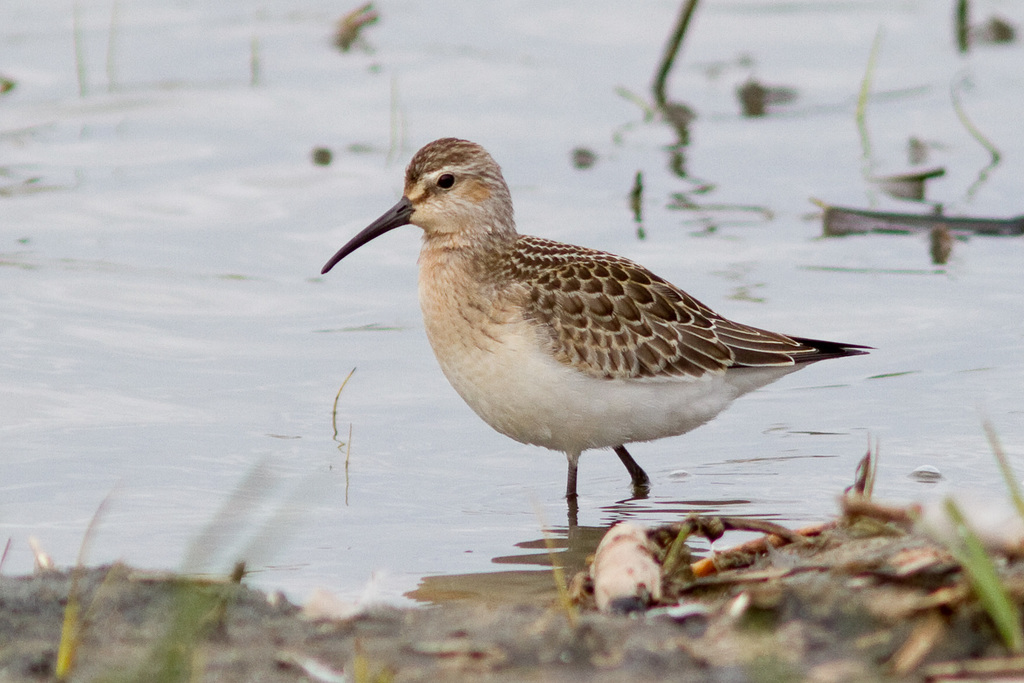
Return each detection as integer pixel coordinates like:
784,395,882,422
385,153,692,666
2,0,1023,603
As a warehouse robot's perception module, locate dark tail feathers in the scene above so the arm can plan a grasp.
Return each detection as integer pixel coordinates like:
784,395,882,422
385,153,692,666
790,336,872,363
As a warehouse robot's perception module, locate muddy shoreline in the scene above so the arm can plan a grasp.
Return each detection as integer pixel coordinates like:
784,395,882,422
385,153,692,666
4,509,1024,683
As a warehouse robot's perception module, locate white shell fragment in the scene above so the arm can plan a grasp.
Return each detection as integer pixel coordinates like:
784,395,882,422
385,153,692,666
908,465,943,482
917,493,1024,554
590,521,663,613
301,587,364,621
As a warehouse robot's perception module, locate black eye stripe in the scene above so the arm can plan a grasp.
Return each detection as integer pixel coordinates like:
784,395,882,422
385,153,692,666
437,173,455,189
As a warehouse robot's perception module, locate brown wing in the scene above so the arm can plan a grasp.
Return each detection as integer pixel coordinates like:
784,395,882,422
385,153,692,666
511,236,855,380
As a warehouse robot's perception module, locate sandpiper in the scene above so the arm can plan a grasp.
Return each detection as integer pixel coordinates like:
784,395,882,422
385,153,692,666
322,138,867,499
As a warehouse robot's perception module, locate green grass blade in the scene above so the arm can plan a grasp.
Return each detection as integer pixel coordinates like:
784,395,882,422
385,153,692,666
944,498,1024,653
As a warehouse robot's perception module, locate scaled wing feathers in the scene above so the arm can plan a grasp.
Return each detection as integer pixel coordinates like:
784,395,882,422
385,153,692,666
510,236,826,380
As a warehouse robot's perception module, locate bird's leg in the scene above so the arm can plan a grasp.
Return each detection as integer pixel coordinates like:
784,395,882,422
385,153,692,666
614,445,650,493
566,495,579,529
565,451,580,500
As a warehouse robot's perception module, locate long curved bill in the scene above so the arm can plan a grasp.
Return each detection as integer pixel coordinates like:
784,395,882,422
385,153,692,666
321,196,415,274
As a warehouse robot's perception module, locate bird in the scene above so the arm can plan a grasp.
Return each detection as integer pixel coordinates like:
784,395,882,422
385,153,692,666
321,138,868,500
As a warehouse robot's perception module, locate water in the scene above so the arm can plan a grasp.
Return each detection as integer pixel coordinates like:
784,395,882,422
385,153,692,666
3,0,1023,603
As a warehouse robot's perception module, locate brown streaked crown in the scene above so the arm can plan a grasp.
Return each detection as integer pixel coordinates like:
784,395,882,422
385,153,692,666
403,138,515,239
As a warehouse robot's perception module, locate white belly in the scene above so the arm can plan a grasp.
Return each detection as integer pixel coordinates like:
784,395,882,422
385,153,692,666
418,273,798,456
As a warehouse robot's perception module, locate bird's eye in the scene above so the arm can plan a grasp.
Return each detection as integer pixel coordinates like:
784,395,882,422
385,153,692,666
437,173,455,189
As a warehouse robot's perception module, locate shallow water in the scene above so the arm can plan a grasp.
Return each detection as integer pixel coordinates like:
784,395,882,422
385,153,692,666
3,1,1024,603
